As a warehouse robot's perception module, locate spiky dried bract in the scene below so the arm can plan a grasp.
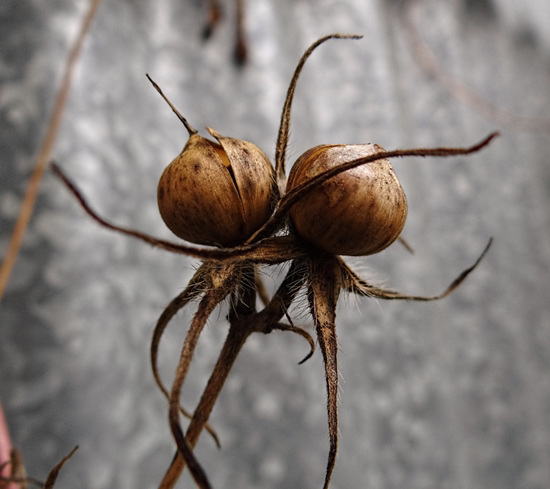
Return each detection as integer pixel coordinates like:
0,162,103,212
307,256,342,489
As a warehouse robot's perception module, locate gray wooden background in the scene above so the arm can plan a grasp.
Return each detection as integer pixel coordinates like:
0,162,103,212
1,1,550,488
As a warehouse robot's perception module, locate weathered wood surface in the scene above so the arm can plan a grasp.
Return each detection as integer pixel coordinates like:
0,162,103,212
1,1,549,488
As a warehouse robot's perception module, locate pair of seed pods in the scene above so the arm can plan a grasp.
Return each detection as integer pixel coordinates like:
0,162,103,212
157,98,406,257
158,128,406,256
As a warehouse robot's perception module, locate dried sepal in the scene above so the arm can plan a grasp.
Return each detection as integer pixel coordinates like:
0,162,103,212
150,263,220,447
167,271,238,489
167,264,241,439
307,256,343,489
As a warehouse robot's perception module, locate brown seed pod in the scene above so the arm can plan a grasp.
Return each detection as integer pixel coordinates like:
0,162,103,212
157,128,275,247
286,143,408,256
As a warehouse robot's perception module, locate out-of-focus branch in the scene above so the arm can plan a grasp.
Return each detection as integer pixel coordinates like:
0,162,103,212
0,0,102,302
401,0,550,133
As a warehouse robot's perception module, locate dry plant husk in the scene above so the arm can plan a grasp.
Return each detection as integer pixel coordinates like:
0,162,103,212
157,128,275,247
53,34,497,489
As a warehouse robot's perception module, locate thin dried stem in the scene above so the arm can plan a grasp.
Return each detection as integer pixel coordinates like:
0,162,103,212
150,264,221,447
252,132,498,242
0,0,101,302
161,261,314,488
342,238,492,299
160,277,256,489
146,75,197,136
52,163,307,263
164,265,240,489
274,34,363,194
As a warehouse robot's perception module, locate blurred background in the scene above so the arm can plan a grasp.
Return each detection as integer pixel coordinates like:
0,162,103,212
1,0,550,488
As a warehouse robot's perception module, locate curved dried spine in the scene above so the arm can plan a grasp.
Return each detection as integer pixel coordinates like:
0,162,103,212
249,132,498,243
340,238,493,300
274,34,363,194
52,163,306,263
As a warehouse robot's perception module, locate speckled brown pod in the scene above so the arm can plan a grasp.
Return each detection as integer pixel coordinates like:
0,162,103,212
157,128,274,247
287,143,408,256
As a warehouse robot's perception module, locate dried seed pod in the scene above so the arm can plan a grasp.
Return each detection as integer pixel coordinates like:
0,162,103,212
157,128,274,247
286,143,408,256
